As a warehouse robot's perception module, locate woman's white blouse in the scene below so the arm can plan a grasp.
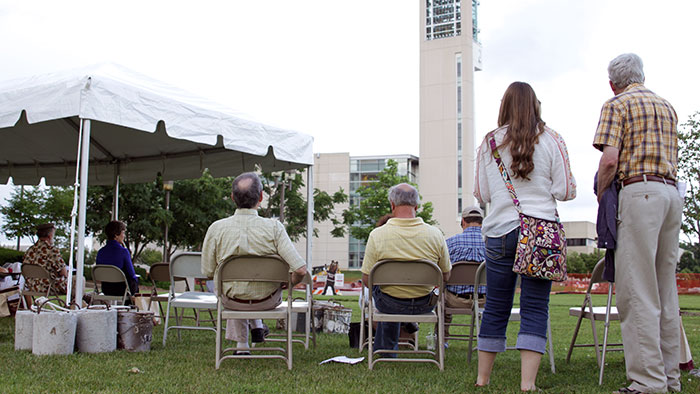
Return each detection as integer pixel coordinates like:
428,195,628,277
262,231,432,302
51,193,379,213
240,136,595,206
474,125,577,238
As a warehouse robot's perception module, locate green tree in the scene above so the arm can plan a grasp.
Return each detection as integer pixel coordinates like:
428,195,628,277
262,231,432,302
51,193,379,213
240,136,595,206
679,112,700,242
86,181,167,262
260,170,347,242
333,160,435,243
566,250,604,274
1,186,73,246
166,171,234,256
678,112,700,272
1,187,45,245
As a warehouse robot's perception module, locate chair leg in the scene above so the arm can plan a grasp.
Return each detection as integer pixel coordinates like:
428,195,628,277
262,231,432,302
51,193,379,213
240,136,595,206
163,301,172,346
359,305,365,353
287,311,293,370
599,286,615,385
467,313,476,363
175,307,182,341
566,300,588,363
589,303,601,366
368,302,374,370
438,301,444,371
215,302,222,369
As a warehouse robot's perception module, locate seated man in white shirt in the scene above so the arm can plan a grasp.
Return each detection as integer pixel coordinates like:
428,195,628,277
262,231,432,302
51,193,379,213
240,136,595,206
202,172,307,353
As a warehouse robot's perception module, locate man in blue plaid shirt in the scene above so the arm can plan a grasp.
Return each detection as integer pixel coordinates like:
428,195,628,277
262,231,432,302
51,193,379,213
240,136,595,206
442,206,486,345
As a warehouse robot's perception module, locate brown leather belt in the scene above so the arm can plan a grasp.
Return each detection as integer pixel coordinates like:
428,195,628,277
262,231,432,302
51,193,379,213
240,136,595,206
622,174,676,187
230,293,274,304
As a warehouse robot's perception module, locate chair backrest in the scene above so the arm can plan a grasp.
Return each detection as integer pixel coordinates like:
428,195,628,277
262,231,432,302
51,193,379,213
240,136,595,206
170,252,207,281
475,262,487,287
92,265,128,284
149,263,171,283
369,259,443,289
589,259,607,286
21,263,52,281
214,255,290,296
446,261,481,286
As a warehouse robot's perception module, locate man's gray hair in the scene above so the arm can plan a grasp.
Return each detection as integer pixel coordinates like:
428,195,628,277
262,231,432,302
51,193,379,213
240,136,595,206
232,172,263,209
388,183,420,207
608,53,645,90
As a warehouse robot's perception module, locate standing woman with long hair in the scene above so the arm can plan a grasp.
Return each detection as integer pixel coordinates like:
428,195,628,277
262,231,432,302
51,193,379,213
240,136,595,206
474,82,576,391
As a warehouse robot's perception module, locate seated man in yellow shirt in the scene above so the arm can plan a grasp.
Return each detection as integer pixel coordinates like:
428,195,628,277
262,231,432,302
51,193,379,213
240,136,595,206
202,172,307,353
361,183,451,356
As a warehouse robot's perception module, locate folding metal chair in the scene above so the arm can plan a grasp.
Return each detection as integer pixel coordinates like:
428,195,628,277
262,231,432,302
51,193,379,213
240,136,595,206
367,259,444,370
214,255,293,370
442,261,482,362
566,258,621,384
20,263,62,309
474,262,556,373
147,263,170,322
162,252,217,345
90,265,132,306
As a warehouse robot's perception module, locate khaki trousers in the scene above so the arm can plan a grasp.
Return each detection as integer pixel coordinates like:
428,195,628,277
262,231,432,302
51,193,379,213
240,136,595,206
616,181,682,393
440,291,484,340
222,288,282,342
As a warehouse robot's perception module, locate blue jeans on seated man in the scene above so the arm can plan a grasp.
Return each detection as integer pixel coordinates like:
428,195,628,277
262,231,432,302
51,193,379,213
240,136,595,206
372,285,435,357
477,228,552,354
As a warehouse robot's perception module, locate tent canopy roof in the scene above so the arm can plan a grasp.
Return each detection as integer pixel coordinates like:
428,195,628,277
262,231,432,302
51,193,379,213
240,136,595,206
0,63,314,185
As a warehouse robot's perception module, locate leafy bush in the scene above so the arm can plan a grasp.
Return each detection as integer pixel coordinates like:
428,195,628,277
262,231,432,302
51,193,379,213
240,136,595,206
566,251,604,274
0,247,24,265
136,249,163,267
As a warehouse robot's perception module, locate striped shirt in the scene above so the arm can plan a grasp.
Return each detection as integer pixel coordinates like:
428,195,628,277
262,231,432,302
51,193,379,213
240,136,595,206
593,83,678,181
445,226,486,295
201,209,306,300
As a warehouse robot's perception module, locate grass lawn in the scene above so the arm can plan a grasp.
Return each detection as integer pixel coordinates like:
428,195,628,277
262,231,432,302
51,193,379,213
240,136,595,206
1,294,699,393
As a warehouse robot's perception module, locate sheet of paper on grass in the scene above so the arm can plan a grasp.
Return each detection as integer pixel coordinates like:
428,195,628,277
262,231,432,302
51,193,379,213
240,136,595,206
319,356,365,365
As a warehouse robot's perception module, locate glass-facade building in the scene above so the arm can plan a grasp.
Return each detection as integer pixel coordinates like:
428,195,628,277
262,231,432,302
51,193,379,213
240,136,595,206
347,155,419,268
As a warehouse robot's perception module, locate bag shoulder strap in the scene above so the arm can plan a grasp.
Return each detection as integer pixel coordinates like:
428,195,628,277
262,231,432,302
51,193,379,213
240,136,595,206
488,134,522,213
487,133,561,222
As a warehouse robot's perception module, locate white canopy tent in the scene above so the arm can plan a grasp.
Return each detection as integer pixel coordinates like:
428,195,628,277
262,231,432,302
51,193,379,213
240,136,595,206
0,63,315,306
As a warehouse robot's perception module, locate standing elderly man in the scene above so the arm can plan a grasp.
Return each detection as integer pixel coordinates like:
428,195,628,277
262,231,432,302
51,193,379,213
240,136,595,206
361,183,451,355
593,53,682,393
202,172,307,354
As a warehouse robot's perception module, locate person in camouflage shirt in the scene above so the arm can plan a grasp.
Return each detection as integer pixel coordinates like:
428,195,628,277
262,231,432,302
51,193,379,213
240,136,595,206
23,223,67,295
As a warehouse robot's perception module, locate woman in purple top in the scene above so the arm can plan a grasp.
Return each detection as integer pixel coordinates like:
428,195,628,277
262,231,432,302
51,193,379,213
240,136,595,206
96,221,139,296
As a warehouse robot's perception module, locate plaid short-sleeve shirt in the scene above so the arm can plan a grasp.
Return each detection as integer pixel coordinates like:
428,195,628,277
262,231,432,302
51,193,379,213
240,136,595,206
593,83,678,181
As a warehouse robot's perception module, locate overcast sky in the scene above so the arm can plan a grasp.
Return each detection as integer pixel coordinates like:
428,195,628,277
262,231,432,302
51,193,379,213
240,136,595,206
1,0,699,246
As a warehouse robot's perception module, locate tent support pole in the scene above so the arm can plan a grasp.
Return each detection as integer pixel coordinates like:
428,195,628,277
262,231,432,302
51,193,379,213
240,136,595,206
113,164,120,220
305,166,313,272
75,119,91,306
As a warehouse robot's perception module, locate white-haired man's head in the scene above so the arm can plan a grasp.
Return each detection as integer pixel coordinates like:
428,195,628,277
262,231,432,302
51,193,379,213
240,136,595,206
608,53,645,91
388,183,420,207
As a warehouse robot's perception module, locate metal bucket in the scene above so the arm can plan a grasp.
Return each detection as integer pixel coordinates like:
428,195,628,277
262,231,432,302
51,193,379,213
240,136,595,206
75,308,118,353
117,310,154,352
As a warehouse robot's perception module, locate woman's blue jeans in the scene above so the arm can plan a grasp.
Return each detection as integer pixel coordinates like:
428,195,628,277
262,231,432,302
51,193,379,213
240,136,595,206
477,228,552,354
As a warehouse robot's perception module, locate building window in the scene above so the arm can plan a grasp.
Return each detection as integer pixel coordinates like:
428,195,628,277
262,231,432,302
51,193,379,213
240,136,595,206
456,53,463,217
472,0,479,41
567,238,589,247
425,0,462,40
